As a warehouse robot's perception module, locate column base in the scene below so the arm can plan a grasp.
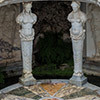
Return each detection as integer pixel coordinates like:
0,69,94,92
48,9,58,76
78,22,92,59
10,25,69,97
19,73,36,86
69,74,87,86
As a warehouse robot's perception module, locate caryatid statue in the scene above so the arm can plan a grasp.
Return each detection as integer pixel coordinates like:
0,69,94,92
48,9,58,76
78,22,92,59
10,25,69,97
16,2,37,85
67,1,87,86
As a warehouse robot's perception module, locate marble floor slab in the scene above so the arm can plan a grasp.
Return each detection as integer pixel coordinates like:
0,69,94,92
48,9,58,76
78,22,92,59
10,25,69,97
0,80,100,100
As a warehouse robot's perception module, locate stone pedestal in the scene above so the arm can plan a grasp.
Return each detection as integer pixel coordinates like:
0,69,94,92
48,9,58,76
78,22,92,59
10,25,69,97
69,74,87,86
16,2,37,86
19,73,36,86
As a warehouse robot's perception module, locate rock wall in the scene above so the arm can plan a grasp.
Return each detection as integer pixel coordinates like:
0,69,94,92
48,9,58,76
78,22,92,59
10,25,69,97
0,4,21,66
86,4,100,61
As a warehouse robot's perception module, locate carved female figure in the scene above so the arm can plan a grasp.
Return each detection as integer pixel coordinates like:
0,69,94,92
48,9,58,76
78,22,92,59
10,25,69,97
16,2,37,85
16,2,37,41
67,1,87,86
68,1,87,40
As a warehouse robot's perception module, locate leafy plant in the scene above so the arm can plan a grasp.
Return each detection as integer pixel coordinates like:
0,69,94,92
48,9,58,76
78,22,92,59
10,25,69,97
35,31,73,66
32,65,73,79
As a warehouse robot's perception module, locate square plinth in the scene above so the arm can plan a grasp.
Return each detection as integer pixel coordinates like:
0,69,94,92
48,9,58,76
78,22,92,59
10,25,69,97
19,75,36,86
69,75,87,86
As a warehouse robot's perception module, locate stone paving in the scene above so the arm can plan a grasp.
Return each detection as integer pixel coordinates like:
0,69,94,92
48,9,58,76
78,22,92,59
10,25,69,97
0,80,100,100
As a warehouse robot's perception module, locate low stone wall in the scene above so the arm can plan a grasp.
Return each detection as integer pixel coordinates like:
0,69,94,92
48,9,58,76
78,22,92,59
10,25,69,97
0,4,21,67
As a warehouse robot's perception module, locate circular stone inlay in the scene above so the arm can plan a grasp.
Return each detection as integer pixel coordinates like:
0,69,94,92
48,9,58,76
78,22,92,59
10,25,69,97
39,97,64,100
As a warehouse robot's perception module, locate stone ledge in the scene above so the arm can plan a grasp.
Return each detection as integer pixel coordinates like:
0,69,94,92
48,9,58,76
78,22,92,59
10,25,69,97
0,83,23,94
0,79,100,94
83,62,100,76
83,82,100,91
0,79,100,100
0,0,98,7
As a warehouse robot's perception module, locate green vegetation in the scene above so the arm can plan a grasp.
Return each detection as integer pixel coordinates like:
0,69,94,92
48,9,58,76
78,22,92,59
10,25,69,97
32,64,73,79
34,31,74,78
0,73,4,83
35,31,73,66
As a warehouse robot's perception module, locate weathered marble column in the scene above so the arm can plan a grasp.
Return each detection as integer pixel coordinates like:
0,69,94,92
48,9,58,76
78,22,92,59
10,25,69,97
67,1,87,86
16,2,37,85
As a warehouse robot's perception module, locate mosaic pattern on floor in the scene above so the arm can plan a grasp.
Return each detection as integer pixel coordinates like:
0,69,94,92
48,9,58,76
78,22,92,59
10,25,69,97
40,83,66,96
0,83,100,100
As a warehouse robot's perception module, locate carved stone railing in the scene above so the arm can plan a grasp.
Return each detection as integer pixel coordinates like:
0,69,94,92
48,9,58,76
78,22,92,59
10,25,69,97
0,0,100,7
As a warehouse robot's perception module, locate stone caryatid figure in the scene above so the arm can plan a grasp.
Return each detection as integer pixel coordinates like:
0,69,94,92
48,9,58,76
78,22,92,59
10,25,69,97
16,2,37,85
67,1,87,86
